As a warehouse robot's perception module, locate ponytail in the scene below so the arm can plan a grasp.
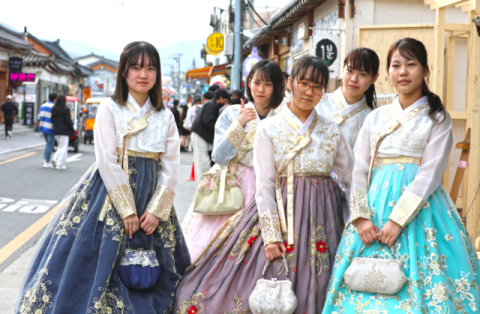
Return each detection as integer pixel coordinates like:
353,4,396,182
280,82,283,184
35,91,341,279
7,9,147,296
365,84,377,109
421,80,446,123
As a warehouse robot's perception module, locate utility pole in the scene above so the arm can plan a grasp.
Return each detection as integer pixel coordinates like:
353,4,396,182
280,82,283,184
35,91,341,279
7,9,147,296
231,0,244,90
171,53,183,92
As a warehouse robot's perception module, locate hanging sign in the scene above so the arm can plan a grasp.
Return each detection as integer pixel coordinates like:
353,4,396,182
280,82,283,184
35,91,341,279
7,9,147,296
9,57,22,73
313,10,341,79
206,32,224,56
242,46,262,84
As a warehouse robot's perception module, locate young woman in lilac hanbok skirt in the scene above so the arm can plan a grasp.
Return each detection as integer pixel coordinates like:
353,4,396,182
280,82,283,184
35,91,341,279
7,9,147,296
15,42,190,314
323,38,480,313
316,48,379,223
182,60,284,261
173,56,354,314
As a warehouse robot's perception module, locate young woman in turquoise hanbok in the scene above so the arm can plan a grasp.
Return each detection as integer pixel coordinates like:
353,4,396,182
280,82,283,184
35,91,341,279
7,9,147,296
15,41,190,314
324,38,480,313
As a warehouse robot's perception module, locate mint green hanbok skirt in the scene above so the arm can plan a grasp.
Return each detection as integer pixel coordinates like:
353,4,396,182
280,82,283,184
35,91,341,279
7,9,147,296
324,162,480,314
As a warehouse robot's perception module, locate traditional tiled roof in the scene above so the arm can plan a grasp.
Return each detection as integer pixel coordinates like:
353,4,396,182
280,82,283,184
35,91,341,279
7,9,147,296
0,24,32,51
243,0,328,51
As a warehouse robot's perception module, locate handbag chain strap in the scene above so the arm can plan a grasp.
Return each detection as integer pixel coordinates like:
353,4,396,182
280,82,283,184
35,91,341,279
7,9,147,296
359,243,395,258
261,254,289,279
126,232,154,251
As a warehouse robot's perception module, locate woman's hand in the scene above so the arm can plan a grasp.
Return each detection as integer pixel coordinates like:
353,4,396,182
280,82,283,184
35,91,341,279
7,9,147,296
265,242,287,261
123,214,139,239
379,220,402,248
237,98,257,127
139,212,161,235
355,218,380,247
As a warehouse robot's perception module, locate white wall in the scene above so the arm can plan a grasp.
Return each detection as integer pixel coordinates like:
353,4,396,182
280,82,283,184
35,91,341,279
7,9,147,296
75,55,102,66
0,51,8,61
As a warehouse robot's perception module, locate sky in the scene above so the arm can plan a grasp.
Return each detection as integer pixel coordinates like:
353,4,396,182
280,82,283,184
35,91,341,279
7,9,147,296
1,0,290,55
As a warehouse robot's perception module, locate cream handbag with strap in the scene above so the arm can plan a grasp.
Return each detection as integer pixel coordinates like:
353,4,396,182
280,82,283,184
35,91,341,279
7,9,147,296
344,244,407,295
248,254,297,314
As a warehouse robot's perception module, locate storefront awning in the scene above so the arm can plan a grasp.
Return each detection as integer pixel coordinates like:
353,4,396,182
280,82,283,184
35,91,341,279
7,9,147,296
208,63,230,77
184,66,212,80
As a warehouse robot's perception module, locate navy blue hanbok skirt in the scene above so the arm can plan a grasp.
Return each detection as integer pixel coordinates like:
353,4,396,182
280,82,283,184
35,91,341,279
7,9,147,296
15,156,191,314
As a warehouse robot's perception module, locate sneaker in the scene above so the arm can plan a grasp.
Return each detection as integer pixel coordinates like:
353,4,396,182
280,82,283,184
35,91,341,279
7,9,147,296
56,165,67,170
43,161,54,168
52,159,57,167
7,131,12,138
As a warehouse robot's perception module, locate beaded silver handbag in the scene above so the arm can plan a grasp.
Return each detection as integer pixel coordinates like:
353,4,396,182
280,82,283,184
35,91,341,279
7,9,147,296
344,244,407,295
248,254,297,314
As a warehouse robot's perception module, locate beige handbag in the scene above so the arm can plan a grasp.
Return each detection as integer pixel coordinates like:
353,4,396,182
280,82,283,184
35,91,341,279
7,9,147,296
192,164,244,215
344,245,407,295
248,254,297,314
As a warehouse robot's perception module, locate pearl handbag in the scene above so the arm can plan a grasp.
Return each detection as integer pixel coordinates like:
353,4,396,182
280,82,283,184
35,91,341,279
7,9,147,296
344,245,407,295
248,254,297,314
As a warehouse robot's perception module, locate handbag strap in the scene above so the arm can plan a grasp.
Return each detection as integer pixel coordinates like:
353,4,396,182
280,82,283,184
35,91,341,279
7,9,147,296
359,243,395,258
262,254,289,279
126,232,154,250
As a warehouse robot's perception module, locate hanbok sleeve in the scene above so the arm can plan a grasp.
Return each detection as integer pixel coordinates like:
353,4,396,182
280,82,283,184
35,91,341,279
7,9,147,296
349,116,372,223
254,122,283,246
333,128,354,202
389,113,453,227
212,108,247,166
94,100,136,220
145,112,180,221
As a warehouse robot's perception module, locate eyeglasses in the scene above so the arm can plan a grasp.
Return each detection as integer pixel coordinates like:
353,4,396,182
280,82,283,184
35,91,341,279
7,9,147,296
295,80,325,96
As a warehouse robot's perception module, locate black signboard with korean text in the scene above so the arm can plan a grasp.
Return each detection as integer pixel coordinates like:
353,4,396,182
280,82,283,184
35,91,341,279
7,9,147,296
24,102,34,126
9,57,22,73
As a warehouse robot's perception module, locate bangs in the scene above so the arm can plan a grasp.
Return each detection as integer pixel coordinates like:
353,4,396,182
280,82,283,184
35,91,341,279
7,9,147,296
251,67,272,82
295,63,327,87
125,43,159,71
396,44,419,62
344,51,373,75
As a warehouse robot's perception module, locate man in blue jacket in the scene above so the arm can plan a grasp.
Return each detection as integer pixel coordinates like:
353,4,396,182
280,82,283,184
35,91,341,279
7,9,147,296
38,93,57,168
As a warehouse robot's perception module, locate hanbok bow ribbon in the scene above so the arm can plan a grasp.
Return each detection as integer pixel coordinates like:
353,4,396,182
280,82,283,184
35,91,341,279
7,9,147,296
276,112,317,245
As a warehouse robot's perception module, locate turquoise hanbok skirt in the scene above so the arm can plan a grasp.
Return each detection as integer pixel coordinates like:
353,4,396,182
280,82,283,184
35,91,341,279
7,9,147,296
324,162,480,313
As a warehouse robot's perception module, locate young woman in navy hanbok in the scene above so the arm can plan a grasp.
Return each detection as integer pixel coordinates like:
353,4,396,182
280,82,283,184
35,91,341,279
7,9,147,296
15,41,190,314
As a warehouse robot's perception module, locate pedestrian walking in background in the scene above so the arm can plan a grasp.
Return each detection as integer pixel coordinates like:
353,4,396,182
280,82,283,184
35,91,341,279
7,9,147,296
190,88,230,185
202,90,214,103
179,102,190,151
174,56,354,313
170,99,181,133
182,60,285,261
185,95,202,134
38,93,57,168
1,95,18,139
15,41,190,314
51,95,75,170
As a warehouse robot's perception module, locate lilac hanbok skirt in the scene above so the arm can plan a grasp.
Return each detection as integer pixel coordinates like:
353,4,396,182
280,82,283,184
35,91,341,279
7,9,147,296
174,175,344,314
182,164,257,261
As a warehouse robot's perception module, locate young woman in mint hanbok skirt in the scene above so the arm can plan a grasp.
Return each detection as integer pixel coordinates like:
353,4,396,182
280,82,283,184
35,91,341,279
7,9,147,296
15,42,190,314
182,60,285,261
316,48,380,223
324,38,480,313
173,56,354,313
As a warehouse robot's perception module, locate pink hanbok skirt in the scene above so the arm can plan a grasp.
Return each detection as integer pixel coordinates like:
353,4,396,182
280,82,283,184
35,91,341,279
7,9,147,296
182,163,256,261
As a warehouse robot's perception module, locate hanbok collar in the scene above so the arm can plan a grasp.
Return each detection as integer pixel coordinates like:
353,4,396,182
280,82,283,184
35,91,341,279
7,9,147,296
393,95,428,116
333,87,366,113
282,102,316,135
248,102,274,123
127,93,152,120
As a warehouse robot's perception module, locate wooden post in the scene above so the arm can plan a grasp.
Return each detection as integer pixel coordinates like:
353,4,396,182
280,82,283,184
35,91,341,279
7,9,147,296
466,1,480,238
465,10,475,220
433,8,446,99
443,32,456,189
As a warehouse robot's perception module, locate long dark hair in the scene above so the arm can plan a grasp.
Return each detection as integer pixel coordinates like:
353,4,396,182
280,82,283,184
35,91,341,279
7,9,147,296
112,41,163,111
52,95,68,117
291,55,329,96
344,47,379,109
387,38,445,122
245,60,285,110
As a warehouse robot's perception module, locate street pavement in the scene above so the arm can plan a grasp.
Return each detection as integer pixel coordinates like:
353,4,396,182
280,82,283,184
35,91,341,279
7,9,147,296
0,123,45,155
0,131,196,313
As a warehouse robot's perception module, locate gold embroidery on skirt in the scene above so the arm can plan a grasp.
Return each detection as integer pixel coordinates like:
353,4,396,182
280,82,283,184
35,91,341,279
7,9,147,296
373,156,422,170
